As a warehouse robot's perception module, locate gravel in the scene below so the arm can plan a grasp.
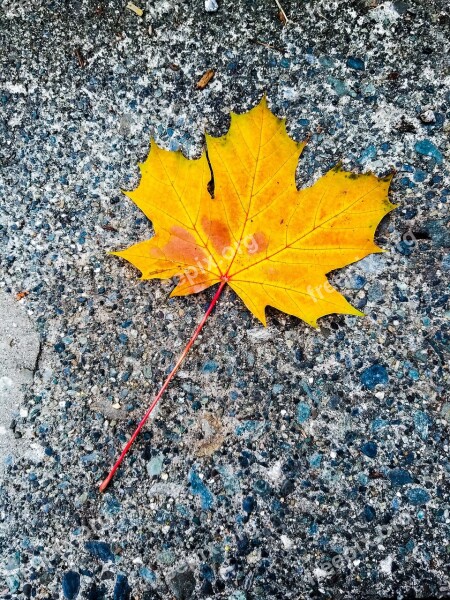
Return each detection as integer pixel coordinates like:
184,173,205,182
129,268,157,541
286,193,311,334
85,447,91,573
0,0,449,598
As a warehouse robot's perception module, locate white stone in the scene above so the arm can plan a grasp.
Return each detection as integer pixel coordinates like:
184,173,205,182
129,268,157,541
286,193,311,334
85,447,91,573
205,0,218,12
280,535,294,550
379,555,393,574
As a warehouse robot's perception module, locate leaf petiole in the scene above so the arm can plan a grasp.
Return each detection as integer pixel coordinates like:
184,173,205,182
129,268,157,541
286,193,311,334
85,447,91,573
99,279,227,492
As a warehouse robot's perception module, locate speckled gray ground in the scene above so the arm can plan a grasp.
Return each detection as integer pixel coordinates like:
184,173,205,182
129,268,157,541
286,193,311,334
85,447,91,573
0,291,41,473
0,1,449,599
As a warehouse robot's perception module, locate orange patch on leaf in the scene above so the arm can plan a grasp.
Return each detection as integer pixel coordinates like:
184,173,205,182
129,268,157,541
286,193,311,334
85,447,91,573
163,226,208,264
201,217,231,256
248,231,269,255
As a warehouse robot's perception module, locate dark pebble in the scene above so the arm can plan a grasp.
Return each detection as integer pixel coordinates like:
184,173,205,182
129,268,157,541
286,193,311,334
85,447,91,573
280,478,296,497
388,468,414,487
360,441,378,458
363,505,376,522
86,583,107,600
62,571,80,600
242,495,255,514
168,567,196,600
85,540,115,563
346,56,365,70
113,574,131,600
200,580,214,596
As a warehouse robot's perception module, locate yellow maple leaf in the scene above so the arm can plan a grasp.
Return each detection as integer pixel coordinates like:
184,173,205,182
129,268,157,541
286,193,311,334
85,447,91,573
114,97,394,327
100,97,396,491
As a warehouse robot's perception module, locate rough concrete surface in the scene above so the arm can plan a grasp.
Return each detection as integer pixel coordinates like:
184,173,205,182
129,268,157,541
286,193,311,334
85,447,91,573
0,291,41,473
0,0,449,599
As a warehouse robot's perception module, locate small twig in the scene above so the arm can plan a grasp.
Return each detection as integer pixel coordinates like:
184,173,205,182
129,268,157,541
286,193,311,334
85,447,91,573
196,69,215,90
74,47,87,68
251,38,285,54
274,0,289,24
314,6,330,21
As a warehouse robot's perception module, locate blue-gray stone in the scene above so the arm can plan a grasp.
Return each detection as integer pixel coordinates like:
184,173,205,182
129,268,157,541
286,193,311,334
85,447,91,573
62,571,80,600
297,402,311,423
5,552,20,571
189,469,214,509
347,56,365,70
388,468,414,487
357,144,377,164
413,410,432,440
423,220,450,248
309,452,322,468
7,575,20,594
139,566,156,582
396,240,414,256
236,534,250,555
102,495,121,516
362,505,376,522
360,364,388,389
253,479,271,497
319,56,335,68
202,360,219,373
242,495,255,514
199,563,215,582
441,403,450,424
348,274,366,290
113,574,131,600
327,76,357,97
407,488,430,505
367,281,384,302
85,541,115,563
360,441,377,458
147,453,164,477
414,139,443,163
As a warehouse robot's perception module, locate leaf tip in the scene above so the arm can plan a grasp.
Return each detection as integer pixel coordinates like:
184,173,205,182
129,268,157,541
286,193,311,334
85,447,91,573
252,306,267,327
259,315,268,327
382,169,396,183
121,188,135,200
385,200,398,214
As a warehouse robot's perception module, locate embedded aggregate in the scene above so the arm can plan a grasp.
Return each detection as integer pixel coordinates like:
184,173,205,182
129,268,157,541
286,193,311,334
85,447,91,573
0,0,449,598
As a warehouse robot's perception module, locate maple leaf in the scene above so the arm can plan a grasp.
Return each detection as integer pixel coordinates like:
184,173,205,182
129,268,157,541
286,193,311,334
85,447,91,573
100,97,395,491
114,97,394,327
